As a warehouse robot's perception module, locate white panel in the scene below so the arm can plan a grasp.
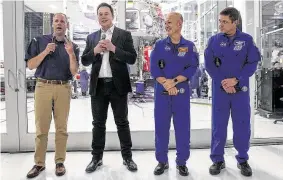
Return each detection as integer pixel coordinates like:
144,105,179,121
1,1,20,152
19,129,212,151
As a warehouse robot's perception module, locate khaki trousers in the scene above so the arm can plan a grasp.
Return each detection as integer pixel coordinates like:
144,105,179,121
34,81,71,166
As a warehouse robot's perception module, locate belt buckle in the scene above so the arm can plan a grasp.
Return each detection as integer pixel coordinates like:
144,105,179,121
48,80,58,84
105,78,112,83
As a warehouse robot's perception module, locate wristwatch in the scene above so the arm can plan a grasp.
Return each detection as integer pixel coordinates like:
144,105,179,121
173,78,178,83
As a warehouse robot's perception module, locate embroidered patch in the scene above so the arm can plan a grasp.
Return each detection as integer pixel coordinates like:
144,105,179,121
178,52,186,57
165,45,171,51
234,40,245,46
178,47,188,53
241,86,248,92
220,42,227,47
234,40,245,51
179,88,185,94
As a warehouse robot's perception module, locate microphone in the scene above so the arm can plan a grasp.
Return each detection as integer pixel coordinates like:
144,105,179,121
214,57,222,67
162,88,185,95
158,59,166,69
49,36,56,55
100,33,106,55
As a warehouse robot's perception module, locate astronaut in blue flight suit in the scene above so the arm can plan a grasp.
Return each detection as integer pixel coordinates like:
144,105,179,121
150,12,199,176
204,7,260,177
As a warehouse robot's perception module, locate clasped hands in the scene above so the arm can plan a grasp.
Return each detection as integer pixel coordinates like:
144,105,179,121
221,78,238,94
162,79,178,96
94,39,115,55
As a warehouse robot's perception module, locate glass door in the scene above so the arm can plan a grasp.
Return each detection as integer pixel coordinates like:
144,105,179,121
17,0,211,151
17,0,133,151
0,1,20,152
253,0,283,141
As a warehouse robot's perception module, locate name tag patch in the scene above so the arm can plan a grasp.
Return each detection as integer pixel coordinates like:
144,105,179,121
234,40,245,51
178,47,188,52
178,47,188,57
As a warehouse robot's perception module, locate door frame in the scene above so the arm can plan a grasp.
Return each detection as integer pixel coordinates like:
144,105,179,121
1,1,20,152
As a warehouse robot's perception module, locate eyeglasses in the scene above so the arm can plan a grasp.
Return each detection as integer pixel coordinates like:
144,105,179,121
218,20,232,25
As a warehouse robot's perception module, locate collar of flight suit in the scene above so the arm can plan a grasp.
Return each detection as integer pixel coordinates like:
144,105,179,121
219,28,242,39
166,35,186,45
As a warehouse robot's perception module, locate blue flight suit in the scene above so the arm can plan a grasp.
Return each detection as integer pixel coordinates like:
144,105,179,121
204,29,260,163
150,36,199,165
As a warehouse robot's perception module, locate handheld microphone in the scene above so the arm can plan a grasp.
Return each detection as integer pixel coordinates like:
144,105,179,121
49,36,56,55
100,33,106,55
162,88,185,95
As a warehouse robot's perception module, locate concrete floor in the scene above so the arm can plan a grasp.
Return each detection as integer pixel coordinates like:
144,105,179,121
1,145,283,180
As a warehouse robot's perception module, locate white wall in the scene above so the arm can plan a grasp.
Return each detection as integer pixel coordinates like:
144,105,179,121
233,0,259,137
233,0,247,33
0,2,3,61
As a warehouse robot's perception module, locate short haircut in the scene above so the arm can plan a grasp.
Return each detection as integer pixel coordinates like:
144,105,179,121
53,13,68,23
97,3,114,17
220,7,240,22
169,12,183,22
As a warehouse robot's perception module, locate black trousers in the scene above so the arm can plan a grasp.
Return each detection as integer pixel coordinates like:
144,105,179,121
91,78,132,160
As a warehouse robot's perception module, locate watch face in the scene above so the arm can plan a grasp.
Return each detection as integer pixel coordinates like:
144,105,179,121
174,79,178,82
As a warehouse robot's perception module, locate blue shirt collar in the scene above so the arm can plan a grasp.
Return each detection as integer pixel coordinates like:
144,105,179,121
219,28,241,38
166,36,186,45
48,34,67,43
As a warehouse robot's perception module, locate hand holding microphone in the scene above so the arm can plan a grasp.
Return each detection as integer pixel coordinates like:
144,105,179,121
94,34,107,55
100,34,106,55
44,43,56,55
45,36,56,55
100,34,116,53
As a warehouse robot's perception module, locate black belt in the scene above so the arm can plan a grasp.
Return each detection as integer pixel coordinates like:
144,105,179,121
37,79,68,84
98,78,113,83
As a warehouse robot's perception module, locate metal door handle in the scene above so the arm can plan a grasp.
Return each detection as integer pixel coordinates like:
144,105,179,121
17,69,26,90
7,69,19,92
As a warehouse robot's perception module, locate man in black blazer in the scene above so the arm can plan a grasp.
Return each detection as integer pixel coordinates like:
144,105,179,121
81,3,138,173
